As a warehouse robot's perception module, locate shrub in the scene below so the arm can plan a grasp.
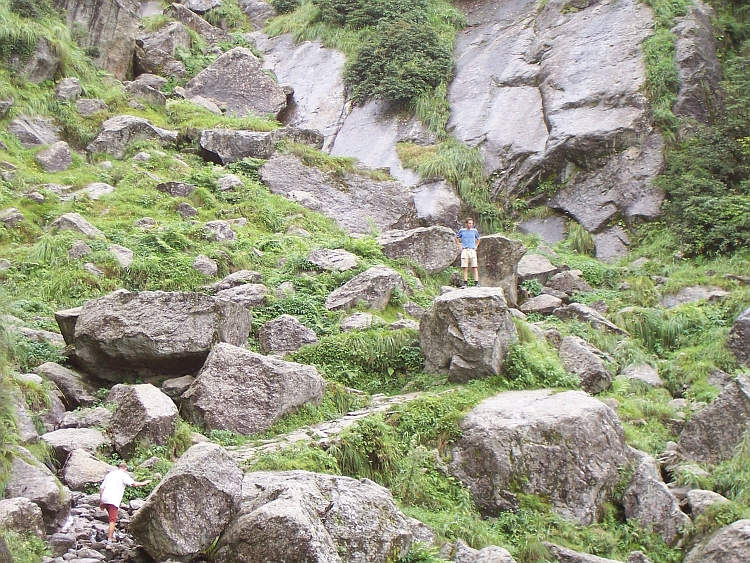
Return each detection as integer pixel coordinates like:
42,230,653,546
503,340,579,390
314,0,428,29
272,0,301,13
344,20,453,105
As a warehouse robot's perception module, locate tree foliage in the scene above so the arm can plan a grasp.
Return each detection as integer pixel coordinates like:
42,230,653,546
313,0,428,29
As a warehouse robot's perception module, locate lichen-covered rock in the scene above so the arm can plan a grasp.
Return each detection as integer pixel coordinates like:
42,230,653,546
558,336,613,394
129,442,243,561
419,287,517,382
70,290,252,382
213,471,413,563
325,266,408,311
203,219,236,241
377,227,458,275
181,343,325,435
258,315,318,354
86,115,178,159
106,384,178,457
216,283,268,308
35,362,99,409
678,374,750,464
307,248,358,272
519,294,562,315
36,141,72,173
684,519,750,563
449,390,631,524
475,234,526,307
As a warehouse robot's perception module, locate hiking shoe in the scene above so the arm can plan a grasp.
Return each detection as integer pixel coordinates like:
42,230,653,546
473,281,480,287
460,280,468,288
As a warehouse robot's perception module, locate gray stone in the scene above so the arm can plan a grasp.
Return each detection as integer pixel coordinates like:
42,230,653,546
125,81,166,106
0,259,10,270
8,116,60,148
0,97,13,118
164,3,230,45
0,208,24,227
325,266,408,311
60,450,114,492
185,47,287,118
41,428,110,466
553,303,625,334
209,270,263,291
559,336,613,394
546,270,593,295
216,283,268,308
65,182,115,201
261,154,420,235
450,390,630,524
218,174,243,191
7,38,60,84
620,364,664,388
177,202,198,219
518,215,567,245
661,286,729,308
239,0,275,28
132,73,167,90
727,307,750,367
58,407,112,430
388,319,419,331
84,262,105,277
275,281,296,297
135,216,156,228
106,384,178,457
108,244,134,268
450,539,516,563
214,471,412,563
70,290,253,382
193,254,218,276
517,253,558,285
203,220,236,241
377,226,458,274
181,343,325,434
307,248,358,272
54,306,81,345
86,115,178,159
182,0,220,12
199,127,323,164
156,181,196,198
134,21,191,77
684,519,750,563
686,489,729,519
15,327,64,347
23,191,44,203
69,240,93,259
129,442,243,561
340,312,385,332
0,497,46,538
36,141,72,173
545,543,628,563
678,374,750,464
50,213,104,238
594,226,630,263
258,315,318,354
55,76,83,102
475,234,526,307
35,362,99,409
419,287,517,382
519,294,562,315
412,179,462,228
403,302,426,320
161,375,195,399
76,99,108,117
623,454,690,546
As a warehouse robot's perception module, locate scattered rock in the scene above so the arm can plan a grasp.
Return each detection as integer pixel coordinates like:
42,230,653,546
594,226,631,263
199,127,323,163
133,73,167,90
218,174,243,191
209,270,263,291
86,115,178,159
125,80,167,106
325,266,408,311
50,213,104,238
419,287,517,382
7,37,60,84
517,253,559,285
728,307,750,367
683,519,750,563
84,262,105,277
134,21,191,77
377,226,458,275
686,489,729,519
60,449,115,492
403,301,426,320
108,244,134,268
177,202,199,219
519,294,562,315
69,240,93,259
41,427,110,466
476,234,526,307
8,116,60,148
193,254,218,276
307,248,358,272
135,216,156,228
0,208,24,227
58,406,112,430
36,141,72,172
35,362,99,409
620,364,664,388
546,270,593,295
661,286,729,308
156,181,196,197
204,220,236,241
558,336,613,394
216,283,268,308
545,543,629,563
340,312,385,332
161,375,195,400
0,497,46,538
164,3,230,45
76,98,108,117
258,315,318,354
553,303,625,334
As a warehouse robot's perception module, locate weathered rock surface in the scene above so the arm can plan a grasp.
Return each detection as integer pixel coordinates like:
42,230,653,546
8,116,60,148
728,307,750,367
165,3,230,45
61,450,115,492
54,0,140,79
56,77,82,101
215,283,268,308
546,270,593,295
517,253,558,285
208,269,262,291
7,38,60,84
106,384,178,457
76,98,108,117
623,454,690,546
448,540,516,563
54,306,81,345
203,219,237,241
545,543,634,563
620,364,664,388
258,315,318,354
214,471,413,563
58,406,112,429
450,390,630,524
684,519,750,563
261,154,420,234
11,391,38,444
134,21,190,77
686,490,729,519
594,226,630,263
660,285,729,308
35,362,99,409
0,208,24,227
199,127,323,163
3,446,72,530
185,47,287,118
558,336,613,394
0,498,46,538
69,290,252,382
192,254,218,276
476,234,526,307
36,141,72,173
553,303,625,334
412,179,462,228
518,215,567,244
519,294,562,315
239,0,275,28
129,442,243,561
86,115,178,159
340,312,385,332
419,287,517,382
181,343,326,434
125,80,167,106
325,266,408,311
678,374,750,464
41,428,110,466
307,248,358,272
377,227,458,274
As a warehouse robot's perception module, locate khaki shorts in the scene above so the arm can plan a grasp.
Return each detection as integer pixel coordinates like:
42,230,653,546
461,248,477,268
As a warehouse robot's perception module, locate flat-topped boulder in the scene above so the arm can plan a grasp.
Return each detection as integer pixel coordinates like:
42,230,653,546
199,127,323,164
49,213,104,238
86,115,178,159
449,389,631,524
517,253,558,285
325,266,408,311
419,287,517,382
258,315,318,355
216,283,268,308
377,226,458,274
307,248,358,272
67,290,252,382
41,427,110,466
0,498,45,539
60,449,115,492
181,343,326,435
214,471,412,563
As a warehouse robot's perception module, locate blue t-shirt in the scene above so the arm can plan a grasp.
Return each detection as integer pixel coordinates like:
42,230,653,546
456,228,480,249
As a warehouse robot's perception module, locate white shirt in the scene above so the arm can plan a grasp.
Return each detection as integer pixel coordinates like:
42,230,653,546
100,469,135,507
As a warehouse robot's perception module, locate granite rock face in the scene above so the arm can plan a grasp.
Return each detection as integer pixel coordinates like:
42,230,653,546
476,234,526,307
325,266,409,311
684,519,750,563
377,226,458,275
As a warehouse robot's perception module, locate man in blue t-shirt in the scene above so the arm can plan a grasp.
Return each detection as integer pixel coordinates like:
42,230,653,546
456,217,480,287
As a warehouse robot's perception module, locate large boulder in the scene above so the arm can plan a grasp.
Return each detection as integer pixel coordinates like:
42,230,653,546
419,287,517,382
36,141,72,173
54,0,141,79
129,442,243,561
60,449,115,492
54,306,81,345
199,127,323,164
448,540,516,563
0,498,46,538
622,454,690,546
49,212,104,238
213,471,413,563
3,446,71,530
58,406,112,429
106,384,179,457
11,392,38,444
260,154,420,235
7,116,60,148
86,115,178,159
449,389,631,524
41,428,110,466
184,47,287,118
553,303,625,334
215,284,269,308
164,3,230,45
476,234,526,307
307,248,358,272
377,227,458,275
258,315,318,355
558,336,613,394
69,290,252,382
517,253,558,285
728,307,750,367
35,362,99,409
412,179,462,228
684,519,750,563
325,266,408,311
181,343,326,435
7,38,60,83
134,21,191,77
678,374,750,464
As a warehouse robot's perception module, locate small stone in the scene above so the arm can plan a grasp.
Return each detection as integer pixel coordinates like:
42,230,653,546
108,244,134,268
0,259,10,270
75,98,107,117
176,202,198,219
133,152,151,162
68,241,92,259
193,255,218,276
218,174,242,191
100,161,112,170
36,141,72,173
56,78,82,101
23,191,45,203
0,208,24,227
135,217,156,229
84,263,104,277
275,281,296,298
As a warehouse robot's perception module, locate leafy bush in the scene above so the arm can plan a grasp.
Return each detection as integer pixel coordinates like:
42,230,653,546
272,0,301,13
503,340,578,390
314,0,428,29
344,20,453,105
0,530,48,563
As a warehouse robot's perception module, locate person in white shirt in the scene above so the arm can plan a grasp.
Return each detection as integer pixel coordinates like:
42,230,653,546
99,462,151,545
